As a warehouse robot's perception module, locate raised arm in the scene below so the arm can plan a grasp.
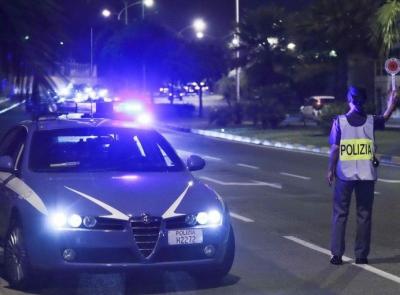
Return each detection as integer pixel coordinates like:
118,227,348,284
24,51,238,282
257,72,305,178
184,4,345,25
383,90,398,121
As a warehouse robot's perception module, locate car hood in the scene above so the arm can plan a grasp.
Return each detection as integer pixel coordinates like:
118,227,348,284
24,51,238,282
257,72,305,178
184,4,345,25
22,172,222,219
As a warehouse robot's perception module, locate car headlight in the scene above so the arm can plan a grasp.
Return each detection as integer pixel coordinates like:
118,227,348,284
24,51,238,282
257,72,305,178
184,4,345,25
49,213,96,229
49,213,67,228
68,214,82,228
195,210,223,227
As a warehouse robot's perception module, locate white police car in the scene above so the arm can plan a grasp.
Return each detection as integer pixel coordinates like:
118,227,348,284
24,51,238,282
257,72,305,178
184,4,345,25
0,116,234,288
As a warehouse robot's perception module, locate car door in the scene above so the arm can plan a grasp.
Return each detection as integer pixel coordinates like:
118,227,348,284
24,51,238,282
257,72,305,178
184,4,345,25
0,127,27,239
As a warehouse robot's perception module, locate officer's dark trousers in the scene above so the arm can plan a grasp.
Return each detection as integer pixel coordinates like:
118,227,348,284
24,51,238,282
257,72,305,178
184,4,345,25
331,178,375,259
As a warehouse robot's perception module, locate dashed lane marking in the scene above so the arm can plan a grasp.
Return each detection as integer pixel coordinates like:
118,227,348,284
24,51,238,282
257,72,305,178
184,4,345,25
284,235,400,284
229,212,254,223
176,149,221,161
237,163,260,169
200,176,282,189
280,172,311,180
374,191,381,195
202,155,222,161
378,178,400,184
0,100,25,115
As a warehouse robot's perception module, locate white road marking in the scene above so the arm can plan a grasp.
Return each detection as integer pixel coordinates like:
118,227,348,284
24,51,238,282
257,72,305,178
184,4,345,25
378,178,400,184
0,100,25,115
237,163,259,170
200,176,282,189
280,172,311,180
202,155,222,161
0,98,9,105
374,191,381,195
229,212,254,223
176,149,221,161
284,235,400,284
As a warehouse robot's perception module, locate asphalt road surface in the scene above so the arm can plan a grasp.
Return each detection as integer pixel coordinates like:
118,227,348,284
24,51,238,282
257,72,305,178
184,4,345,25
0,104,400,294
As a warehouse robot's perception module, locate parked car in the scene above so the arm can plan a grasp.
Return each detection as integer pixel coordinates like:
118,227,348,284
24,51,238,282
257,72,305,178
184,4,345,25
300,95,335,121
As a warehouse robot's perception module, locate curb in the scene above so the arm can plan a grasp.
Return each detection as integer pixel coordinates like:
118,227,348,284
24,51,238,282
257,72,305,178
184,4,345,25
161,124,400,167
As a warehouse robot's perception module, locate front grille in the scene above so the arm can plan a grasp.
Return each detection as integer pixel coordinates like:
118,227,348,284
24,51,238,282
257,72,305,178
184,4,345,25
131,216,161,258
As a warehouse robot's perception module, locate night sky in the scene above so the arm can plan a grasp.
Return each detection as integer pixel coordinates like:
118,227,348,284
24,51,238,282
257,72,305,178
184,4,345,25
66,0,313,62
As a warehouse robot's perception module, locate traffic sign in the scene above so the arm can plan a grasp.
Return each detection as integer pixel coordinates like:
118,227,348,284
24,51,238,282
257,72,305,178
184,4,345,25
385,58,400,75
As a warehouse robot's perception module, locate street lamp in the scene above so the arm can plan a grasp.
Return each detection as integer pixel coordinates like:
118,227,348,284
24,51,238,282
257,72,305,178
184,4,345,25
102,9,111,18
196,31,205,39
235,0,240,103
117,0,155,24
193,18,206,32
178,18,207,39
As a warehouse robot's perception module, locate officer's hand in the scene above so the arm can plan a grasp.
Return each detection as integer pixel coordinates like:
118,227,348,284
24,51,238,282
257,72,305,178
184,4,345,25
326,170,334,186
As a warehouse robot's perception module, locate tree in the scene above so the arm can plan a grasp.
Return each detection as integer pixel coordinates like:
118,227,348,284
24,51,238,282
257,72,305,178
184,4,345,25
375,0,400,55
290,0,380,100
180,40,228,117
0,0,64,102
237,4,298,126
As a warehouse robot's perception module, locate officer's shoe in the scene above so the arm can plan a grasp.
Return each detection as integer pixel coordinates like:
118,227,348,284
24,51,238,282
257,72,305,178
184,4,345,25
355,258,368,264
330,255,343,265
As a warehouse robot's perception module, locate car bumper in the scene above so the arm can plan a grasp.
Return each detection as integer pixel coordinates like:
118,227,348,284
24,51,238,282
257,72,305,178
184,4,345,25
26,220,230,272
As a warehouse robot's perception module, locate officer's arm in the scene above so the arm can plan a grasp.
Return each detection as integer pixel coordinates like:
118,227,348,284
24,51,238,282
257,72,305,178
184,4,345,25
327,144,339,186
383,90,398,121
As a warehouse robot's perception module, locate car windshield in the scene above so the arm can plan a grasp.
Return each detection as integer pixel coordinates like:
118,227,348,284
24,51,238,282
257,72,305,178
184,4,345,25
29,128,184,172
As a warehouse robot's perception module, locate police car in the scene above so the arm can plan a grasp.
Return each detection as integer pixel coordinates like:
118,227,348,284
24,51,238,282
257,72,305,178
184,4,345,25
0,115,235,288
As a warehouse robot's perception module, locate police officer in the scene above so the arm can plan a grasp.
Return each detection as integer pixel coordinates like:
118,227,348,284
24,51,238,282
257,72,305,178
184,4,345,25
327,86,398,265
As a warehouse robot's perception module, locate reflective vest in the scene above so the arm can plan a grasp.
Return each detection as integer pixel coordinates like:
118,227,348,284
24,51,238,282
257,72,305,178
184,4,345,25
336,115,377,181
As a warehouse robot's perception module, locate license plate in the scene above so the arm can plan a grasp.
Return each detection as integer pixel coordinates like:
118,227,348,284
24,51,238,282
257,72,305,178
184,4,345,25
168,229,203,245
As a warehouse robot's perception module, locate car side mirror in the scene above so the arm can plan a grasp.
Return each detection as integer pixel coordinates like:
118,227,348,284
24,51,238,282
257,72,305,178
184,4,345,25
187,155,206,171
0,155,14,171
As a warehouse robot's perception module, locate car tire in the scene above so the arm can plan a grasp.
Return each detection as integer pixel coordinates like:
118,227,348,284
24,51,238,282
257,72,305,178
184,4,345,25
191,225,235,281
4,219,33,290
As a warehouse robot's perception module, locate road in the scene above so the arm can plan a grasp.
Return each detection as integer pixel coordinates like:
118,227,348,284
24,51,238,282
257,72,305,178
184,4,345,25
0,104,400,294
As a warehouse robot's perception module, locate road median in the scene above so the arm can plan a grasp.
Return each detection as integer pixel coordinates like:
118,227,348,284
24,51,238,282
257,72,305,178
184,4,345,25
160,123,400,167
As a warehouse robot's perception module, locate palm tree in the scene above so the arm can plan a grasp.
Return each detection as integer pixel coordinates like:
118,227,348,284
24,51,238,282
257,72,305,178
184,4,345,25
0,0,64,103
375,0,400,55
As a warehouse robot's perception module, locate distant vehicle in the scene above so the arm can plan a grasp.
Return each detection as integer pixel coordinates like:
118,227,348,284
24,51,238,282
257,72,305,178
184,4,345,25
300,95,335,121
0,115,235,289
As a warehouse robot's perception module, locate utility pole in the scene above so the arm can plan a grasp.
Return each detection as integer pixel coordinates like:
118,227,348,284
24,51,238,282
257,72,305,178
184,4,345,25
90,27,93,77
124,0,129,25
235,0,241,103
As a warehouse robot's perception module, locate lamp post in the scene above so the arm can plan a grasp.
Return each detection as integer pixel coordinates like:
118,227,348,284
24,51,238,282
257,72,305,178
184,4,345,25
235,0,241,103
103,1,154,93
116,0,154,24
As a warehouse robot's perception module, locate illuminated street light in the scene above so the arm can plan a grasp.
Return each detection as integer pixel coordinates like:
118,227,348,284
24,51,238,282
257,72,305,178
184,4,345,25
231,36,240,47
267,37,278,47
24,35,30,40
193,18,206,32
102,9,111,18
329,50,338,57
196,31,205,39
287,42,296,51
143,0,154,7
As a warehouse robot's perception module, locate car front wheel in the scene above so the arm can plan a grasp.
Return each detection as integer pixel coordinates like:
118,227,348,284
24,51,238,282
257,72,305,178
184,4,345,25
4,220,32,289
